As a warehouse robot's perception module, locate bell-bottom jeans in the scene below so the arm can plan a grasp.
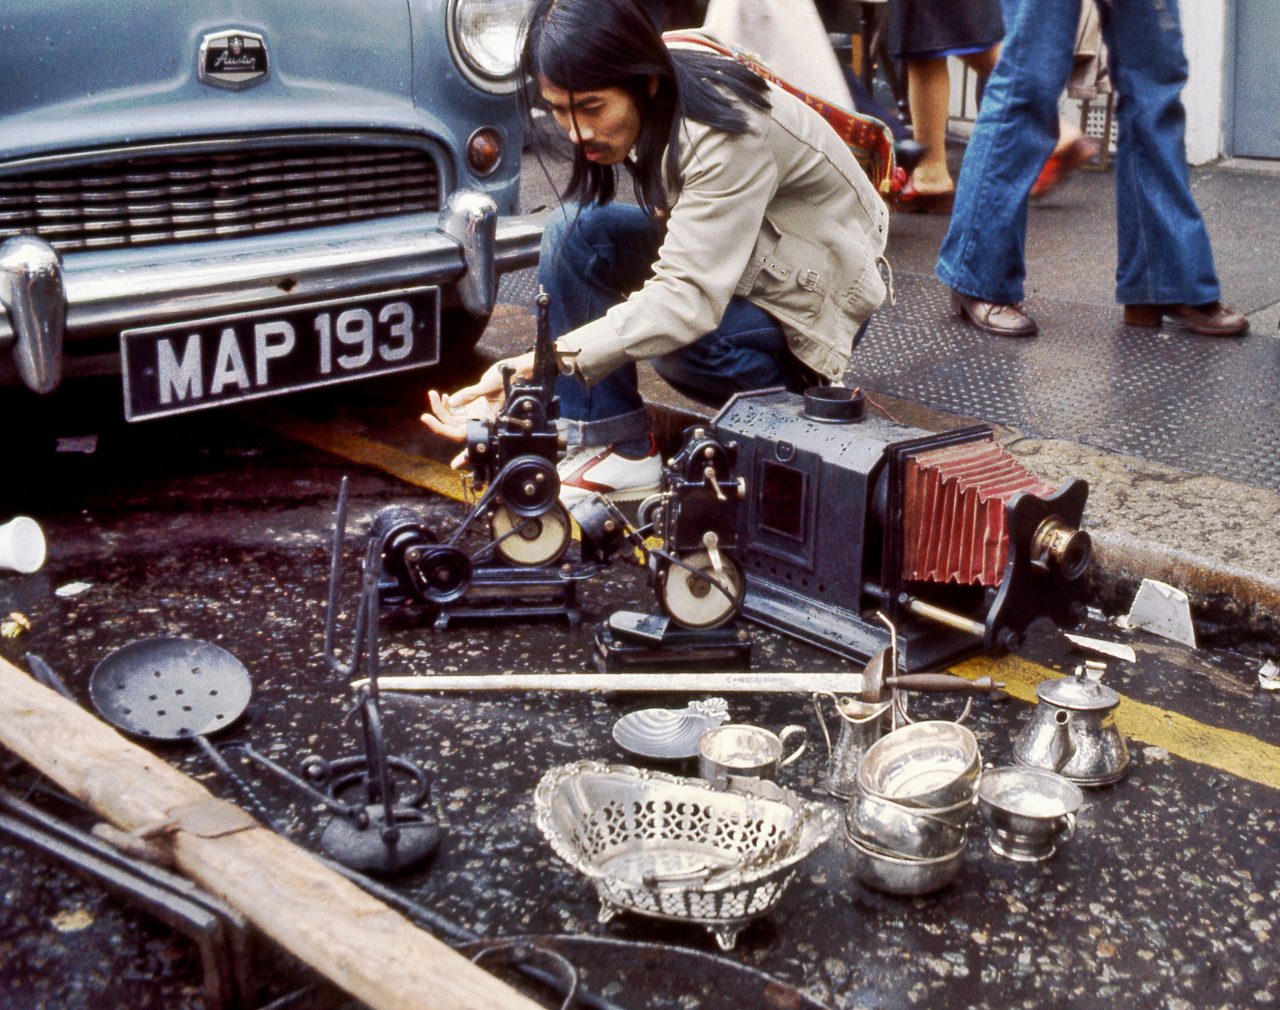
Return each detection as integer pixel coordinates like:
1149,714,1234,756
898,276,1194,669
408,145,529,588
936,0,1222,308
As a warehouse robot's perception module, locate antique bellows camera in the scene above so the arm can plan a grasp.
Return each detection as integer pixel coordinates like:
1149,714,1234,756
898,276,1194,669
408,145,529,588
713,388,1091,670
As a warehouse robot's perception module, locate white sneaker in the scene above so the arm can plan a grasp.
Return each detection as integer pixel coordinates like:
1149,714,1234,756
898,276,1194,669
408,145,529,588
558,440,662,506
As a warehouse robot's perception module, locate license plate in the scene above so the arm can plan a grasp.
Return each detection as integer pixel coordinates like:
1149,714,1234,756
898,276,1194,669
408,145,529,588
120,287,439,421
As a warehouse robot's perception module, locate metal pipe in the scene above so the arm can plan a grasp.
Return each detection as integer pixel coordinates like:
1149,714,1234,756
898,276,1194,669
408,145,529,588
355,671,870,694
866,583,987,639
899,596,987,637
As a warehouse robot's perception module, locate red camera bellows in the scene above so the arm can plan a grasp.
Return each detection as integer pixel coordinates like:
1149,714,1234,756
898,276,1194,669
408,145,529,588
903,440,1055,587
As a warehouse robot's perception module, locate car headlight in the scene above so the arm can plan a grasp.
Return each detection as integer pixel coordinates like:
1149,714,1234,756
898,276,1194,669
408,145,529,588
449,0,530,92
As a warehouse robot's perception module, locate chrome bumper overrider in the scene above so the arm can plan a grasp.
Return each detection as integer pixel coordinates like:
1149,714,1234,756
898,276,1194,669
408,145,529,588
0,190,546,394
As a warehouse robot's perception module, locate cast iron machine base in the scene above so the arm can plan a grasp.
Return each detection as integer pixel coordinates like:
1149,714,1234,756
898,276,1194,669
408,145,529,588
576,425,753,672
592,611,752,672
369,290,606,628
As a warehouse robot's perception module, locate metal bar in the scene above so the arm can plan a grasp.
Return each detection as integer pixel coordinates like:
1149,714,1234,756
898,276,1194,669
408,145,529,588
0,807,239,1010
355,672,869,694
1,210,546,348
899,597,987,638
0,789,255,1006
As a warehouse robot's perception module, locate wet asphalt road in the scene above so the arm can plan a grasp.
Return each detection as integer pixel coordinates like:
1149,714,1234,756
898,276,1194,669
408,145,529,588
1,364,1278,1010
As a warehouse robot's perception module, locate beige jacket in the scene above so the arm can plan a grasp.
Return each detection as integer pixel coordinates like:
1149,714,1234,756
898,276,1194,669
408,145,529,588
559,63,890,386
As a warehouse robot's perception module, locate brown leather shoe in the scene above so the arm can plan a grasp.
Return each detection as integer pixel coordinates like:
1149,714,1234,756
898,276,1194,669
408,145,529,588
950,290,1038,338
1123,302,1249,336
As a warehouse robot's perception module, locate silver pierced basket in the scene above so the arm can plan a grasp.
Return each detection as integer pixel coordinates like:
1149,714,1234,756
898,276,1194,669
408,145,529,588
533,761,838,950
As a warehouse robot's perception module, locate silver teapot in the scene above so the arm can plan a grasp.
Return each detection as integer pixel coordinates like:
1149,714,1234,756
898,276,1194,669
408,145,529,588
1011,661,1129,786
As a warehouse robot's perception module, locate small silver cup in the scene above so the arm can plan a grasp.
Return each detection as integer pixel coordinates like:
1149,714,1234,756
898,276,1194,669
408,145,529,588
698,723,807,790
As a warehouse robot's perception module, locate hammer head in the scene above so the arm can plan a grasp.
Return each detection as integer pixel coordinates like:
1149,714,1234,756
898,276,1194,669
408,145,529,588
859,647,889,701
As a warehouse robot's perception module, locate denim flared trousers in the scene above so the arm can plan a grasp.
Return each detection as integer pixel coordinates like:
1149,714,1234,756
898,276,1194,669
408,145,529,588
537,202,813,453
936,0,1222,307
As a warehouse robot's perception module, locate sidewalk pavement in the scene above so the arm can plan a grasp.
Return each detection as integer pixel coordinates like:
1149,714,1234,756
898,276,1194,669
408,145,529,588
491,155,1280,655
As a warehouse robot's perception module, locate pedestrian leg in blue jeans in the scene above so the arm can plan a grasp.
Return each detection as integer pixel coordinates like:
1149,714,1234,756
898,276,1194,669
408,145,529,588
937,0,1223,310
1100,0,1220,306
538,202,810,452
936,0,1079,306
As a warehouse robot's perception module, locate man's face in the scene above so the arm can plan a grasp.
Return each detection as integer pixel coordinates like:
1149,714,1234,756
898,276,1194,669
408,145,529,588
538,76,644,165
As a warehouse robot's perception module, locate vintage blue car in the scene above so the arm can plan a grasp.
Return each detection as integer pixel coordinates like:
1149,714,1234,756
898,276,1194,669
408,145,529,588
0,0,543,420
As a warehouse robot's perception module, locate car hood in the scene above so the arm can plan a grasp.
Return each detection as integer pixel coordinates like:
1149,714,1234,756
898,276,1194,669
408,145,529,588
0,0,424,160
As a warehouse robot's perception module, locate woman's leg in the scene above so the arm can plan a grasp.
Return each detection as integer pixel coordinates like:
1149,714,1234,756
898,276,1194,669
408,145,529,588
905,56,955,194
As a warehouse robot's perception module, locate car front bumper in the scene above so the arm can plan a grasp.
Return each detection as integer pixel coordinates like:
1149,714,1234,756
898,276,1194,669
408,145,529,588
0,189,546,393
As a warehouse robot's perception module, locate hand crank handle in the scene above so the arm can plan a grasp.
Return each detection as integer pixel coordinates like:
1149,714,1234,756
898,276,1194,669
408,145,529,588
885,674,1005,694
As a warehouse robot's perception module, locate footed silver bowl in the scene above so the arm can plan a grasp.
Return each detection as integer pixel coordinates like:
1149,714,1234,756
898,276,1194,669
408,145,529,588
534,760,838,950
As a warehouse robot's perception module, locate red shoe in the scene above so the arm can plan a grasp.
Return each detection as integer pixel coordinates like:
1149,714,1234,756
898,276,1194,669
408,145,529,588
1030,135,1102,199
894,177,955,215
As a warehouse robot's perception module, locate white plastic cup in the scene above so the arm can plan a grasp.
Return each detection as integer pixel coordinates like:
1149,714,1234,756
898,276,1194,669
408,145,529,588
0,516,47,574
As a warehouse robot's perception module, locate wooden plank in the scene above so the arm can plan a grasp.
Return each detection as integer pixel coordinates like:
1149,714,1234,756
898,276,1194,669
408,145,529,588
0,654,542,1010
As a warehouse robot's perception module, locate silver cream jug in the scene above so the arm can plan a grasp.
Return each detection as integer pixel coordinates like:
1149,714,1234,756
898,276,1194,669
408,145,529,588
812,691,892,800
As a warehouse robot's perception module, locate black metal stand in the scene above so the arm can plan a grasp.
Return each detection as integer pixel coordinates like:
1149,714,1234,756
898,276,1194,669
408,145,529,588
592,611,753,672
431,561,597,630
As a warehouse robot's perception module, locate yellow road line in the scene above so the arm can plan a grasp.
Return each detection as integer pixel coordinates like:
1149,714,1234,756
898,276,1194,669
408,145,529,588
956,655,1280,790
262,412,468,501
264,411,1280,792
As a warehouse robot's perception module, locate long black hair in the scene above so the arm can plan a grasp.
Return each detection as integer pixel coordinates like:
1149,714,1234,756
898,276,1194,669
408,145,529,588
519,0,771,215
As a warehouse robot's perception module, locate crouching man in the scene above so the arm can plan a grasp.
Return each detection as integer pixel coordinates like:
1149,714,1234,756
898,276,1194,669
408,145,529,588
423,0,889,504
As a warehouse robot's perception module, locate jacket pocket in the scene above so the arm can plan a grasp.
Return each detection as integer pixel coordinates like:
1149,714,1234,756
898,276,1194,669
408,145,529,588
735,219,832,326
834,246,887,323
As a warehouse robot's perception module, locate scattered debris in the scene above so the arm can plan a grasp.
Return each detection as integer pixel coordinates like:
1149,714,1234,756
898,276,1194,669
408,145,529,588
1065,633,1137,664
51,908,95,933
55,581,94,598
56,434,99,454
1,612,31,639
1117,578,1196,648
1259,660,1280,693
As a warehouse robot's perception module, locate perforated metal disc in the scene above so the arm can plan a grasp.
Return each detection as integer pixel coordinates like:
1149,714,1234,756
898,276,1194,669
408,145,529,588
89,637,253,740
660,550,744,630
491,502,570,566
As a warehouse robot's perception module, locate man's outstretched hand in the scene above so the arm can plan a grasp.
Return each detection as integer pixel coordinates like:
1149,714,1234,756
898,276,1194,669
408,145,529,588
421,352,535,468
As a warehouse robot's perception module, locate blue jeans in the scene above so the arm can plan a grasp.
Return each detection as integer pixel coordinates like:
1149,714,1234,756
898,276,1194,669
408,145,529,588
537,203,815,452
936,0,1221,307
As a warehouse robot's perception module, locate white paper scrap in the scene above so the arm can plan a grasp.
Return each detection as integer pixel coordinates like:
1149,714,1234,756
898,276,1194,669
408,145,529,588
1117,578,1196,649
1064,633,1136,664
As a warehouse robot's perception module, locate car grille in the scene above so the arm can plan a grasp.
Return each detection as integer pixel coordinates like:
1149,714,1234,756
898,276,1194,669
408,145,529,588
0,143,441,253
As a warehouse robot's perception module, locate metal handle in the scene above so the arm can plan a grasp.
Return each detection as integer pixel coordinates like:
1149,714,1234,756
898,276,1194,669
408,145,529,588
641,864,716,888
1057,811,1077,844
887,673,1004,694
811,692,836,758
777,725,808,767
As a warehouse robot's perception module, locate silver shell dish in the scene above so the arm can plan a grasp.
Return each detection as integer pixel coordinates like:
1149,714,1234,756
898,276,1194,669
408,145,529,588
611,698,730,760
533,760,838,950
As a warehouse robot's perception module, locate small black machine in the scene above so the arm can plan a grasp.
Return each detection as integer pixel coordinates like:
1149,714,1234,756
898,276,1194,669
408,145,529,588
714,387,1092,670
366,290,603,627
578,424,752,670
